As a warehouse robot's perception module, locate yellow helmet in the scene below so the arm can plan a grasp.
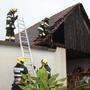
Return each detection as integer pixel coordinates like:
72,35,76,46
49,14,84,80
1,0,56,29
10,7,17,12
16,57,26,64
41,58,48,64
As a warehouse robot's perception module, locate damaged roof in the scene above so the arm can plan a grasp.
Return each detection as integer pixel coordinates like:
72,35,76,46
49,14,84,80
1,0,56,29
15,3,79,47
15,3,90,54
1,3,90,54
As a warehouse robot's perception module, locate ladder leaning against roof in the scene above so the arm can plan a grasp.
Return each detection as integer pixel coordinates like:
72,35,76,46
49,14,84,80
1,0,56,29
17,18,35,76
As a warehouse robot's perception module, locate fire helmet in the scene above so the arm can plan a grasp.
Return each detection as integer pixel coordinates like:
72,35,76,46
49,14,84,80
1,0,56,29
10,7,17,12
41,58,48,64
16,57,26,64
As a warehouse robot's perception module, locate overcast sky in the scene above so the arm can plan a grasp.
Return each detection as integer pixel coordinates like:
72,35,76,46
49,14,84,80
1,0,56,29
0,0,90,40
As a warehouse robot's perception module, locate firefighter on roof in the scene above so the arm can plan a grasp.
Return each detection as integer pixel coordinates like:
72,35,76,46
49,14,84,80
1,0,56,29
11,57,28,90
6,8,18,42
38,17,49,37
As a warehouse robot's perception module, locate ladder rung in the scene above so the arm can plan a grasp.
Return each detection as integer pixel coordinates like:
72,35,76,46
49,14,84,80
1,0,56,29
20,31,26,34
25,62,33,65
21,40,28,43
21,36,26,39
24,51,30,53
25,62,31,64
24,54,30,58
25,58,31,60
24,53,30,57
20,33,26,35
21,31,25,34
22,30,25,32
22,44,28,47
21,39,27,42
20,35,26,38
20,33,26,37
27,59,32,62
22,46,28,48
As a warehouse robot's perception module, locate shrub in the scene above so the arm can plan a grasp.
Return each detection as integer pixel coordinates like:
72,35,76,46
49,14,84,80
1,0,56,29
19,67,66,90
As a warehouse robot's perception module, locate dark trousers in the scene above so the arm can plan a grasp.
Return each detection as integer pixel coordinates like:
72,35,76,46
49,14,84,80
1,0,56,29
6,28,15,37
11,83,22,90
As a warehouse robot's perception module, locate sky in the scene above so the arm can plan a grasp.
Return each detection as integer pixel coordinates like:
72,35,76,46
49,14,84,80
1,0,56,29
0,0,90,40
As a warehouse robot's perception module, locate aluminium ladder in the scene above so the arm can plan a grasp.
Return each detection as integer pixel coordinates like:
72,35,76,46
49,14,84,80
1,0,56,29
17,18,35,76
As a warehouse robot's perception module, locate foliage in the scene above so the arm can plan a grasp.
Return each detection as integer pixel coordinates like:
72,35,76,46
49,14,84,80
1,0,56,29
68,81,90,90
74,82,90,90
19,67,66,90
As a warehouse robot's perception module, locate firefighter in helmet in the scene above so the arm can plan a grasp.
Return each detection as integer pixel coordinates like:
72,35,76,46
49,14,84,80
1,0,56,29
11,57,28,90
40,58,51,79
6,7,18,42
38,17,49,37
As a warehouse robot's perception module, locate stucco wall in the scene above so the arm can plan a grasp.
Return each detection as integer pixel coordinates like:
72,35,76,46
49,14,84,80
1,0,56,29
0,45,21,90
0,45,66,90
32,47,67,80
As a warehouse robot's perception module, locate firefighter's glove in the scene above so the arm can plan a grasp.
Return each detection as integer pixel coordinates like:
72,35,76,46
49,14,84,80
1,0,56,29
16,15,18,19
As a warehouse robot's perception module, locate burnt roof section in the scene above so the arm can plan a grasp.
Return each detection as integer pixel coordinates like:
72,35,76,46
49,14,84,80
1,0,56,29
16,3,90,54
15,3,77,48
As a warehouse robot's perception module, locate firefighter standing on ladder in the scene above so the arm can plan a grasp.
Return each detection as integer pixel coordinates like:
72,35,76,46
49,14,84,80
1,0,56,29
5,8,18,42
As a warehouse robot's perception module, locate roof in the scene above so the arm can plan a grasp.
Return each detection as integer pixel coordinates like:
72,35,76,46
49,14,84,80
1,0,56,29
1,3,90,54
16,3,90,54
0,40,19,47
15,3,78,47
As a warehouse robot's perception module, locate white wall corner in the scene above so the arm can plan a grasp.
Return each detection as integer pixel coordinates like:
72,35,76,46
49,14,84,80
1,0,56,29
55,47,67,86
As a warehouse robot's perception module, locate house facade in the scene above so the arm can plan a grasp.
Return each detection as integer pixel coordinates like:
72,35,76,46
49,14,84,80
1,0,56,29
0,2,90,90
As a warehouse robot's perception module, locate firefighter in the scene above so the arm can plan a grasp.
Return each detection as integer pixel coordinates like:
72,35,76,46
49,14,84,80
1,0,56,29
40,58,51,79
6,8,18,42
38,17,49,37
11,57,28,90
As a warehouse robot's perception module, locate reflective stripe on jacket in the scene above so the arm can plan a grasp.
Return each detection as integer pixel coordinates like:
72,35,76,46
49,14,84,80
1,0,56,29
14,64,28,84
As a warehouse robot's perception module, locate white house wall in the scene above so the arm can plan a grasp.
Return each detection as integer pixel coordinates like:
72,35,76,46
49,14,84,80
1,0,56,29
31,47,67,85
0,45,66,90
0,45,21,90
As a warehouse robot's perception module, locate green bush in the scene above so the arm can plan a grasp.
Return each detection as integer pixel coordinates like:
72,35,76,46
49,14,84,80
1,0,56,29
19,67,66,90
74,82,90,90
